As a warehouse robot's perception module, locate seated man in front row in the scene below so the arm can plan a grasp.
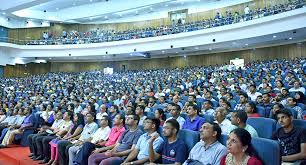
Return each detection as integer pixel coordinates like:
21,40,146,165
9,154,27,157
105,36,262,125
272,109,306,164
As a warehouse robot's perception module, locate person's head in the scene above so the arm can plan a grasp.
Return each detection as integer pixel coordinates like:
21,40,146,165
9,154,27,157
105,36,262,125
24,107,32,115
172,95,180,103
275,80,284,88
239,93,248,104
126,105,135,116
162,119,180,138
135,105,145,116
281,88,289,96
204,91,213,99
225,92,233,100
256,95,263,104
287,97,297,107
276,109,293,128
200,122,222,142
63,111,73,121
272,103,284,114
187,104,199,117
249,84,256,93
214,107,227,122
227,128,255,156
203,100,213,110
100,115,110,127
85,112,95,123
99,104,107,113
188,95,196,102
155,108,166,122
18,108,24,115
143,117,160,132
245,102,256,114
293,80,301,88
113,114,125,126
295,91,305,102
0,109,5,115
74,113,85,126
170,104,181,118
231,110,248,127
125,114,139,127
262,93,270,103
109,105,119,114
55,111,63,120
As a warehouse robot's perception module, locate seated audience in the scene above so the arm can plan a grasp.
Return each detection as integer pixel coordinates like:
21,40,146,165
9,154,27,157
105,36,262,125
182,104,205,131
229,111,258,137
167,103,186,129
214,107,232,135
245,102,261,117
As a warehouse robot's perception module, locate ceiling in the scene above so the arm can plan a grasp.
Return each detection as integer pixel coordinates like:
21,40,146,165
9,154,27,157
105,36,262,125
39,27,306,62
0,0,252,24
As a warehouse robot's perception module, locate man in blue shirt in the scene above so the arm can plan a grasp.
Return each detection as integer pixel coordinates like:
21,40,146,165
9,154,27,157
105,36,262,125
182,104,205,131
148,119,187,164
121,117,164,165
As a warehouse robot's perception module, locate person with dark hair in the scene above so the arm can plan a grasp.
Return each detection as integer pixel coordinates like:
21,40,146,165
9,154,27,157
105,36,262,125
245,102,260,117
0,109,6,123
286,97,303,119
122,117,164,165
201,100,215,115
269,103,284,120
50,113,85,165
183,122,227,165
136,105,146,126
220,128,262,165
68,115,111,165
229,111,258,137
295,91,306,104
258,93,274,118
148,119,187,164
167,103,185,129
247,84,262,101
182,104,205,131
272,109,306,164
155,108,166,126
234,93,248,111
87,114,142,165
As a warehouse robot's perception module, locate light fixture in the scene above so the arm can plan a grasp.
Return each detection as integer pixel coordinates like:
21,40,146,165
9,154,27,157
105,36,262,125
289,37,293,40
104,16,108,19
56,8,59,10
90,0,93,2
245,43,249,46
195,47,199,50
162,50,165,53
209,48,212,50
165,4,168,7
273,35,277,38
2,12,6,15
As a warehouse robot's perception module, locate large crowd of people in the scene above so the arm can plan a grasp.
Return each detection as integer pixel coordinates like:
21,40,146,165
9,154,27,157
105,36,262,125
24,0,306,45
0,57,305,165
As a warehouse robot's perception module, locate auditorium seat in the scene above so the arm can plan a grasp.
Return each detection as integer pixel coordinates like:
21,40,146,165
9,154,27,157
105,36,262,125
178,129,200,152
292,119,306,129
246,117,276,139
219,134,281,165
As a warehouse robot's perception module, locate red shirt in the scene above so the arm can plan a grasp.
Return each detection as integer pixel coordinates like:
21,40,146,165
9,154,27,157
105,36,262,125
248,113,261,118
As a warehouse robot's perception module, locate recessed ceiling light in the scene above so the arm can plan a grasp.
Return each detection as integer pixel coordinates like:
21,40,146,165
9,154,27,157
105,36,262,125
289,37,293,40
56,8,59,10
104,16,108,19
209,48,212,50
273,35,277,38
195,47,199,50
90,0,93,2
2,12,6,15
165,4,168,7
176,52,179,54
162,50,165,53
150,7,153,10
49,58,52,60
245,43,249,46
135,10,138,14
183,55,187,58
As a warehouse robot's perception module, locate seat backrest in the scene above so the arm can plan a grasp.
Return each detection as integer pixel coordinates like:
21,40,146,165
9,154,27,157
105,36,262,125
219,134,281,165
178,129,200,152
256,106,266,118
292,119,306,129
246,117,276,139
252,137,281,165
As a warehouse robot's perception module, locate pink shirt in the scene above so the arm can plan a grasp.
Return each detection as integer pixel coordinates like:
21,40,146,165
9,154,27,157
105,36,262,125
105,126,126,146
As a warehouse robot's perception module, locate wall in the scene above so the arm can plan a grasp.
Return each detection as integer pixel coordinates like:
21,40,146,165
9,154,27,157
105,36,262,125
4,42,303,77
0,26,8,42
6,0,287,41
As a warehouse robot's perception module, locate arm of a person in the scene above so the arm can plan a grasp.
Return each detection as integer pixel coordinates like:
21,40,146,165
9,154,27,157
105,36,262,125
282,143,306,161
149,140,161,162
122,148,139,164
114,144,136,157
66,127,83,139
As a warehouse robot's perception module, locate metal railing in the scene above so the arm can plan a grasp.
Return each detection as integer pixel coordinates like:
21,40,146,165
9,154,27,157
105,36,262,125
0,1,305,45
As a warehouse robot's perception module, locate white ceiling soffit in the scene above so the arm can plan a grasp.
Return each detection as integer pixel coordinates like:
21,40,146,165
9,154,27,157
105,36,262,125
10,0,252,23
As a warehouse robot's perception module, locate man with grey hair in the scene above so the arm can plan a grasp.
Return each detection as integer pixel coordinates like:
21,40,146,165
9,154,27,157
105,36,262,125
214,107,231,135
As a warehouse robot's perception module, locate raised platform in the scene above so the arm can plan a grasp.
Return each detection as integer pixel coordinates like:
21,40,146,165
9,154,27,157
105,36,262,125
0,145,40,165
